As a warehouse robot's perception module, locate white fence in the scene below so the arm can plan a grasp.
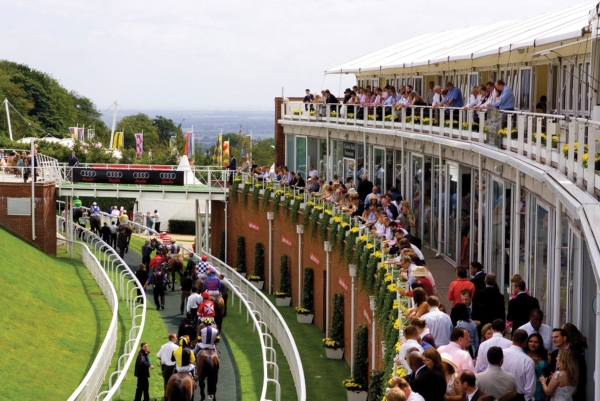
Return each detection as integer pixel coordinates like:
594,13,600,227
59,237,119,401
59,217,147,401
93,215,307,401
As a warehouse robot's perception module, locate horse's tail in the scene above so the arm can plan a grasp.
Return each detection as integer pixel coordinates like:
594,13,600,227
166,374,194,401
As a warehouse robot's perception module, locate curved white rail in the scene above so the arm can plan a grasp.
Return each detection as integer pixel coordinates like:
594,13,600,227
59,217,147,401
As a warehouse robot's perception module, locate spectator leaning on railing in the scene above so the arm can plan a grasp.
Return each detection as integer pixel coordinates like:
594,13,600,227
491,79,515,111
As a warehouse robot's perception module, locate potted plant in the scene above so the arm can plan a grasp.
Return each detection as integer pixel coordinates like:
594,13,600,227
236,236,246,277
249,242,265,290
296,267,314,323
275,255,292,306
323,293,344,359
343,324,368,401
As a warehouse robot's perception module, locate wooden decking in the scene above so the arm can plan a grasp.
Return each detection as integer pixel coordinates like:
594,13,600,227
422,247,457,312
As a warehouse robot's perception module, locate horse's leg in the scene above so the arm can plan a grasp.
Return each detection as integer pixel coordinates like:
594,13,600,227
198,376,206,401
208,362,219,398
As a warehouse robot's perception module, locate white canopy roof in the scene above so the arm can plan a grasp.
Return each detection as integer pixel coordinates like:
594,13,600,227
326,2,599,74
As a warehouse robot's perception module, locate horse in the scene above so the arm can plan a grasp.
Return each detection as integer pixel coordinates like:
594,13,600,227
196,322,220,401
89,214,102,235
156,243,185,291
118,223,133,247
209,293,225,333
165,372,195,401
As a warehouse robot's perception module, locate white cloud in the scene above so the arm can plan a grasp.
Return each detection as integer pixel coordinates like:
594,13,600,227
0,0,585,110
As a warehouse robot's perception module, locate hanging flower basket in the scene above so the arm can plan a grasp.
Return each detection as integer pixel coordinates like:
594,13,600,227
326,347,344,359
275,296,292,306
346,390,368,401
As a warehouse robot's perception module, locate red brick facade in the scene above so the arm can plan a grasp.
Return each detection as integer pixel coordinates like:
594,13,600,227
0,182,57,256
211,192,383,369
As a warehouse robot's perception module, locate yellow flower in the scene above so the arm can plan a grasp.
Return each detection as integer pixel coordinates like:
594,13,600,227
384,273,392,282
295,195,303,201
379,262,387,268
350,227,359,233
366,243,374,250
393,300,398,310
387,283,397,293
395,341,401,353
372,251,382,259
359,235,367,242
333,216,343,223
314,205,323,211
393,318,400,330
341,222,349,228
324,209,333,215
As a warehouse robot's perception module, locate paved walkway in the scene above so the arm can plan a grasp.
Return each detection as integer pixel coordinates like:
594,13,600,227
122,248,239,401
422,247,455,312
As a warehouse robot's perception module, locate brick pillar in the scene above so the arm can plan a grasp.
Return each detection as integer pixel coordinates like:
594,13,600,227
274,97,285,168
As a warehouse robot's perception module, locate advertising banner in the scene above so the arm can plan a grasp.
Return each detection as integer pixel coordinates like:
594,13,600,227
72,168,184,186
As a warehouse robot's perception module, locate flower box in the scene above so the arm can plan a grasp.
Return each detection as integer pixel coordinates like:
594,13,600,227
297,313,314,324
300,203,305,209
276,297,292,306
319,213,323,219
250,280,264,290
259,189,264,195
281,196,286,201
326,347,344,359
347,390,367,401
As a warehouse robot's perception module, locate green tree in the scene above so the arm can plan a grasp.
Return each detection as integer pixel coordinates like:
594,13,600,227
252,137,275,167
117,113,160,153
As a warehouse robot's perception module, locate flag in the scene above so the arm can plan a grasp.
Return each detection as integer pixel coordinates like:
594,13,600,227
68,127,77,138
135,133,143,158
216,134,223,166
77,127,85,141
112,132,124,150
87,129,95,140
223,141,230,166
187,132,194,158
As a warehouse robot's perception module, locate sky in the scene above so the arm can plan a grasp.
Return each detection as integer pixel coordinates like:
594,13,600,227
0,0,582,111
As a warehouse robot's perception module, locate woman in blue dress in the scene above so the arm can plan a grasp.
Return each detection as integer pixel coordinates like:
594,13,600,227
525,333,549,401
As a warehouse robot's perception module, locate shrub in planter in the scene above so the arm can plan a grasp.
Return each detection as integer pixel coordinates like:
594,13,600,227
343,324,369,392
168,219,196,235
252,242,265,280
219,231,225,261
231,177,241,204
323,293,344,349
275,254,292,299
296,267,314,314
368,369,386,401
241,180,252,207
236,236,246,274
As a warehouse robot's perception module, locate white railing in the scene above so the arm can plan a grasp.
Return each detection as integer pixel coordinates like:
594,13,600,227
0,148,64,183
281,102,600,196
59,237,119,401
59,217,147,401
93,215,306,401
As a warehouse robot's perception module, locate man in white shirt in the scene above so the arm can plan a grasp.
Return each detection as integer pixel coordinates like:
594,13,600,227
518,309,553,351
152,209,161,233
437,328,476,373
431,86,443,107
156,333,178,395
502,329,536,401
395,325,424,374
475,346,517,399
475,319,512,373
421,296,453,346
308,165,318,178
186,287,204,322
425,81,435,106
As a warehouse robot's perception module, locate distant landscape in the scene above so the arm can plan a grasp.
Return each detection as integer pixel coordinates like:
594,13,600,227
101,109,275,150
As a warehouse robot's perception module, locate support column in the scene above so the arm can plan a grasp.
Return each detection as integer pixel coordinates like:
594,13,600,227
553,197,562,326
205,199,209,253
436,144,443,257
477,155,483,264
296,225,304,306
349,264,357,376
369,295,376,371
267,212,275,294
512,172,522,276
595,291,600,400
324,240,332,338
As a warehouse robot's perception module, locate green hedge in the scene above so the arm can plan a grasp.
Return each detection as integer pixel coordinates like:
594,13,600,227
168,220,196,235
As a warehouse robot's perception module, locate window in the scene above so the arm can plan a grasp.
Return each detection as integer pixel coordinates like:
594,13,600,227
469,73,479,89
413,77,423,97
519,69,531,111
561,66,567,111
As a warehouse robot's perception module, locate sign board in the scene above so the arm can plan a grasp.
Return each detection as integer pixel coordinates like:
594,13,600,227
7,198,31,215
72,168,184,186
338,276,348,292
249,222,260,231
343,141,356,158
363,308,372,325
309,252,320,265
281,235,292,247
485,108,502,148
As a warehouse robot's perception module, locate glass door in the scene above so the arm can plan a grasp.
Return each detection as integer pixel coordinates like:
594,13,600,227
373,147,386,193
430,157,443,250
410,154,423,239
343,158,356,187
459,166,472,266
422,157,433,247
445,163,458,262
528,199,554,316
295,136,307,179
559,223,581,326
487,176,505,293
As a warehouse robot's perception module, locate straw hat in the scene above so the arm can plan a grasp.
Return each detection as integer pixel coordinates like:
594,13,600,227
440,352,458,371
347,188,358,195
411,266,427,278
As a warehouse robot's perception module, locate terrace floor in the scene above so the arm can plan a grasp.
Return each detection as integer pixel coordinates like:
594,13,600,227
421,247,456,312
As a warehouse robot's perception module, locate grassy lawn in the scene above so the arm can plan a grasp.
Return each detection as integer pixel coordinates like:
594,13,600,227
265,294,350,401
0,227,112,400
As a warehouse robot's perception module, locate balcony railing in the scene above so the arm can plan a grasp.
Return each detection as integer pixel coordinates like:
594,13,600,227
281,102,600,196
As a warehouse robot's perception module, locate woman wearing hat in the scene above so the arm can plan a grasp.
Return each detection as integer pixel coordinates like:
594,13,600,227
398,265,434,297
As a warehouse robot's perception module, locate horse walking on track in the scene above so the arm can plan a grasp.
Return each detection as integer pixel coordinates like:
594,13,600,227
196,322,220,401
165,372,195,401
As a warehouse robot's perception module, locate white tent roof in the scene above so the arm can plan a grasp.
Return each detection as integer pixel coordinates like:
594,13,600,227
177,155,202,185
326,2,599,74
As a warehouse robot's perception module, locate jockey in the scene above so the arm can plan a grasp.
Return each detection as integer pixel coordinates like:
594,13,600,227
171,336,196,376
195,255,211,279
159,231,171,243
73,196,82,208
168,238,181,255
197,318,220,350
204,268,221,297
197,292,216,322
90,202,101,215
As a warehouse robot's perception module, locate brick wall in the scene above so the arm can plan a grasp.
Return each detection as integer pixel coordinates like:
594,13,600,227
0,183,57,256
212,190,384,369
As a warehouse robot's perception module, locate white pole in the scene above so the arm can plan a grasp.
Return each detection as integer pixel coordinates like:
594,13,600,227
31,139,36,241
370,295,376,371
5,99,13,141
205,199,209,252
436,144,443,257
595,293,600,401
224,198,228,262
297,225,304,306
553,197,562,327
268,212,274,294
324,241,332,338
349,264,356,376
109,101,118,150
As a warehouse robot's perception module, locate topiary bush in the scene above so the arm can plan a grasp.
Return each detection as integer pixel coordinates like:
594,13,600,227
331,293,344,346
301,267,314,313
350,324,369,391
219,231,225,261
253,242,265,279
168,219,195,235
277,254,292,298
236,236,246,273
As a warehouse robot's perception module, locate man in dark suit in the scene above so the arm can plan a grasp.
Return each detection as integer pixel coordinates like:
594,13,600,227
134,342,155,401
407,351,446,401
470,261,500,292
381,197,399,220
472,273,505,329
457,371,486,401
356,173,373,201
459,289,484,331
228,155,237,185
506,281,540,332
544,328,587,401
